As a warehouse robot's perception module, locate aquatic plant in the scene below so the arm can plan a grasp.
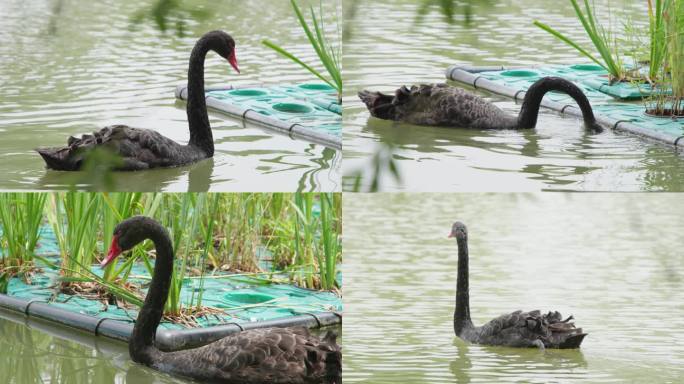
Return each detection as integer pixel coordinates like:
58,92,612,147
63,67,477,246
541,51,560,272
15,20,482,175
211,193,269,272
0,272,9,294
285,193,341,290
76,148,124,191
262,0,342,103
534,0,627,83
317,193,340,290
0,193,48,275
158,193,207,315
666,0,684,112
647,0,670,82
48,193,101,286
346,142,402,192
644,0,684,116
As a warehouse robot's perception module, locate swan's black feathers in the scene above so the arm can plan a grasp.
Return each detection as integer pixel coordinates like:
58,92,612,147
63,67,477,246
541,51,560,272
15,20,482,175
36,125,205,171
159,327,341,384
359,77,601,131
472,310,586,349
360,83,517,128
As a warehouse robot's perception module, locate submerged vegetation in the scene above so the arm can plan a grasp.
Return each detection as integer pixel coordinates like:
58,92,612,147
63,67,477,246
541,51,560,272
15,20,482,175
0,193,341,321
262,0,342,103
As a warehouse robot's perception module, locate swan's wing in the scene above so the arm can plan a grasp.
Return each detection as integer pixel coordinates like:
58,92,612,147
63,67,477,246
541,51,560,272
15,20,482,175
478,310,529,336
478,310,586,348
36,125,185,170
106,126,187,168
391,84,510,128
162,327,341,383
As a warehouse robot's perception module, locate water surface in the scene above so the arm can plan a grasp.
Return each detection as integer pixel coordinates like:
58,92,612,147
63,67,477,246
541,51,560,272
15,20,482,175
343,193,684,383
342,0,684,191
0,0,340,191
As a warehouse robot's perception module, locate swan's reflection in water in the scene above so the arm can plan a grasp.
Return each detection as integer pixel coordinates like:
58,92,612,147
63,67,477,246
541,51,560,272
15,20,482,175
449,339,587,383
37,157,215,192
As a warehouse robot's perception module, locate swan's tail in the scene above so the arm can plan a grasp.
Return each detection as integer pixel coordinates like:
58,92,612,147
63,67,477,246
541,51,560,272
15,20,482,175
36,147,81,171
358,90,396,120
558,332,588,349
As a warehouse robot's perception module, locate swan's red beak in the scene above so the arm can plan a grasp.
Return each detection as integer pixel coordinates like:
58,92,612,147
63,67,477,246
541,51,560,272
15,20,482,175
448,231,455,238
228,52,240,74
101,235,122,268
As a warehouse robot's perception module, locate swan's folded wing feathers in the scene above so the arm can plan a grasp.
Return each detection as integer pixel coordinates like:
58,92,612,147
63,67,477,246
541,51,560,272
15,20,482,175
103,126,188,168
478,310,552,339
162,327,340,383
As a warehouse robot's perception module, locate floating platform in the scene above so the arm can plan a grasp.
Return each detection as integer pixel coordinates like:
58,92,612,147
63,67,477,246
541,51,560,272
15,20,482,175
0,227,341,350
175,83,342,150
446,64,684,148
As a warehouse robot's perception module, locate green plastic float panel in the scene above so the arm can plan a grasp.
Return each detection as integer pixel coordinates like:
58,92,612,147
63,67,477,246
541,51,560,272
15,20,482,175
175,82,341,150
445,64,684,146
1,226,341,331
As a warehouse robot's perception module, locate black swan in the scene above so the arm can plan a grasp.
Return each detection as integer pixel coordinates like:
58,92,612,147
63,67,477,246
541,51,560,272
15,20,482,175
36,30,239,171
101,216,341,383
449,221,587,349
358,77,603,131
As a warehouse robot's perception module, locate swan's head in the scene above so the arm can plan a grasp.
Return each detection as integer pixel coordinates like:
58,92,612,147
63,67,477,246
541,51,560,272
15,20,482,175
448,221,467,240
101,216,158,267
205,30,239,74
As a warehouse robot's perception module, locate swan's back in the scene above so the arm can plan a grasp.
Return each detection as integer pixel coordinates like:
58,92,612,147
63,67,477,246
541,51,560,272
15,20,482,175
159,327,341,384
471,310,586,349
359,84,516,128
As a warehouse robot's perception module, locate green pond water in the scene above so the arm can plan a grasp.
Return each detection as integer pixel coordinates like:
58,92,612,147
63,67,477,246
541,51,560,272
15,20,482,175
342,0,684,192
0,309,341,383
0,0,340,192
343,193,684,383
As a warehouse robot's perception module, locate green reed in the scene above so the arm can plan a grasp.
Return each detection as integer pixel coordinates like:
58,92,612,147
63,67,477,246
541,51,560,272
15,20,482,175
48,193,101,281
648,0,670,82
159,193,206,315
666,0,684,112
0,193,48,274
213,194,274,272
317,193,340,290
534,0,626,82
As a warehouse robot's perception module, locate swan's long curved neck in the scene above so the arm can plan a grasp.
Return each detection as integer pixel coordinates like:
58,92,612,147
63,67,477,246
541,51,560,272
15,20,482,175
516,77,597,129
454,236,473,336
186,36,214,157
129,223,174,365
